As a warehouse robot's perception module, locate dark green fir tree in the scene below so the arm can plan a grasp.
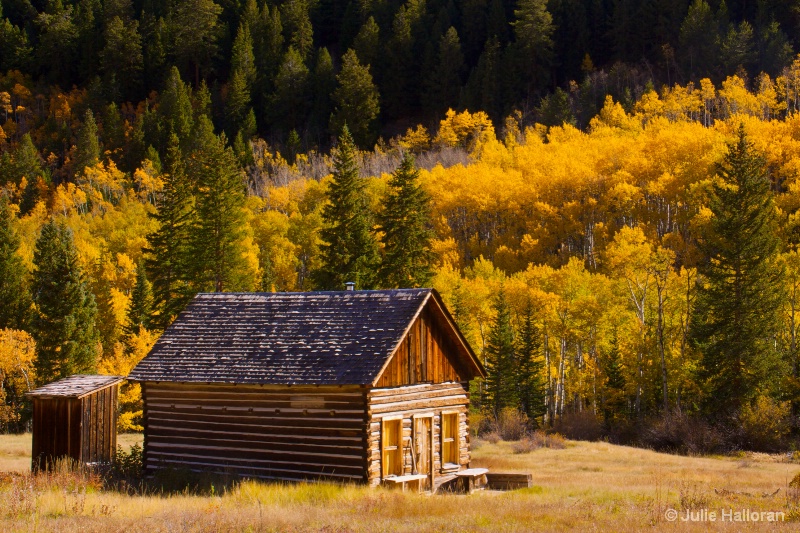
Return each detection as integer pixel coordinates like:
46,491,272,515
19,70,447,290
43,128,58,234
187,120,254,292
31,220,99,385
75,109,100,176
145,133,194,329
124,260,153,338
330,49,380,148
313,126,379,290
691,125,784,417
377,152,434,289
602,330,627,424
517,300,546,424
485,286,518,416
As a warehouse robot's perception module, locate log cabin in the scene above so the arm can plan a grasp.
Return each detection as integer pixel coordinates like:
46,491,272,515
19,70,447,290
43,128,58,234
128,288,486,491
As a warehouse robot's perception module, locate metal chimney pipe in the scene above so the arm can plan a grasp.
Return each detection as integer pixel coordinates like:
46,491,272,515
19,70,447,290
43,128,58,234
345,282,355,291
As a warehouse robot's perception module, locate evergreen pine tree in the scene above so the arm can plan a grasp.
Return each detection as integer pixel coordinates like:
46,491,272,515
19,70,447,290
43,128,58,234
281,0,313,60
144,133,194,329
330,49,380,148
313,126,379,290
75,108,100,175
512,0,555,97
231,22,256,90
187,125,255,292
0,196,32,331
383,7,415,120
12,133,46,186
311,47,335,135
31,220,99,385
159,66,194,151
226,68,253,137
424,26,464,115
167,0,221,86
103,103,126,159
377,153,434,288
271,46,310,132
100,15,143,101
517,300,546,424
485,286,518,416
124,260,153,338
352,17,380,73
602,330,627,424
690,125,784,417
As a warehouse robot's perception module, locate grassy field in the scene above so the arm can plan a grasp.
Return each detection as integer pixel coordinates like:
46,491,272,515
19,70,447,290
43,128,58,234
1,434,799,531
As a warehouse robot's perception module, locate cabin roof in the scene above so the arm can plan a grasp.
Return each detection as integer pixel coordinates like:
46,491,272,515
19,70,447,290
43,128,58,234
27,374,125,399
128,289,484,385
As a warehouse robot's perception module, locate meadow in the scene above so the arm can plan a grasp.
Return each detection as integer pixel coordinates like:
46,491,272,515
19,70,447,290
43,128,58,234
0,434,799,532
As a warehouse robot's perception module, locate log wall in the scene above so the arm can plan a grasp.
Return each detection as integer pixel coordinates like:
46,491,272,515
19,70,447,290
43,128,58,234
141,382,369,482
366,382,471,486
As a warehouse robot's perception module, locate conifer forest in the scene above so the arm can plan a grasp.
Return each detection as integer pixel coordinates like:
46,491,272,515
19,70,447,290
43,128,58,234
4,0,800,452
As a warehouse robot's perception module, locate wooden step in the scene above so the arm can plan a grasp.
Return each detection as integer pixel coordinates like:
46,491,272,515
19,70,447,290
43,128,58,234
486,472,533,490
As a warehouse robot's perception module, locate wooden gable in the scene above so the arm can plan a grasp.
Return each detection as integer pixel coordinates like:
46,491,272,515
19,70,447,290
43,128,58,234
373,294,480,387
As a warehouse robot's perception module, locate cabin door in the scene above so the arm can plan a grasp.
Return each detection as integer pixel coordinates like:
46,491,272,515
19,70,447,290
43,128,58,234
414,415,433,490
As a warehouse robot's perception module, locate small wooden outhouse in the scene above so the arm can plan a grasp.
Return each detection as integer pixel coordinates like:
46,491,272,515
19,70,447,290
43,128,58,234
28,374,124,471
129,288,486,491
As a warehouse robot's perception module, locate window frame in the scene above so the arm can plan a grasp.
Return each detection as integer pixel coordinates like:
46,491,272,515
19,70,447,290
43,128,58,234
381,416,404,478
440,410,459,468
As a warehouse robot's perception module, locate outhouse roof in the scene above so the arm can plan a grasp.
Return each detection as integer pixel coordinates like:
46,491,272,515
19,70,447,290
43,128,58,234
27,374,125,399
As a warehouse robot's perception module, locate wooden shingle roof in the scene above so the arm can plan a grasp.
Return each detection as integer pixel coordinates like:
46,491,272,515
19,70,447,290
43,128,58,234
27,375,124,398
129,289,479,385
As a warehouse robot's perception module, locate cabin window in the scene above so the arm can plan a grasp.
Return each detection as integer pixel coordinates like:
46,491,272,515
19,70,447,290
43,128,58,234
441,412,459,466
382,418,403,477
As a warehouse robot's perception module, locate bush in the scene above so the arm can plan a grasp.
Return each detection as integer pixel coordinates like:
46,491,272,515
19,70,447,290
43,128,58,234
739,396,792,452
485,408,529,441
639,410,731,454
483,431,501,444
468,410,487,438
512,430,567,453
103,443,143,492
553,411,604,441
114,443,143,480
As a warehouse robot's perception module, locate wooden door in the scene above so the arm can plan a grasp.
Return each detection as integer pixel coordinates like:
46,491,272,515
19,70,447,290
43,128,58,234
414,416,432,490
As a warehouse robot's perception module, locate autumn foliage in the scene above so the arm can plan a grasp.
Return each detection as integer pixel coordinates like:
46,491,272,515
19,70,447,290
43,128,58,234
3,68,800,447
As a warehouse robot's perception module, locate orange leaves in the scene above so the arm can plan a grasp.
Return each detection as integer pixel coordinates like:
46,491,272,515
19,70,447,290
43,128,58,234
433,108,495,150
399,124,431,153
133,159,164,204
0,329,36,387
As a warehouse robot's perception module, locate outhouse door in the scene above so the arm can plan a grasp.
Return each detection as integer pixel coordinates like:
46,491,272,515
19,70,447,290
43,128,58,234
414,415,433,490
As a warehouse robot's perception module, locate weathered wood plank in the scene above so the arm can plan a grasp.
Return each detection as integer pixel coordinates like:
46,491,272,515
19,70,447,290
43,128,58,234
486,473,533,490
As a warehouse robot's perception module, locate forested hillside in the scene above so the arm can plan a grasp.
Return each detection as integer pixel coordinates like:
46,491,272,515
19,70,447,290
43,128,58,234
4,0,800,451
3,0,800,146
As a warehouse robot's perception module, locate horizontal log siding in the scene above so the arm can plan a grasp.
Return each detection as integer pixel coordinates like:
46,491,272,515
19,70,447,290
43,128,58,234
142,382,369,482
366,382,471,486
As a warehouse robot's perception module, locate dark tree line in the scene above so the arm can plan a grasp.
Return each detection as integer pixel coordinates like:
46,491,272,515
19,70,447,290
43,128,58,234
3,0,800,150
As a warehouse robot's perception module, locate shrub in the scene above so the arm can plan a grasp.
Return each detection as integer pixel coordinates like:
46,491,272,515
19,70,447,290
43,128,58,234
553,411,603,441
486,408,529,441
739,396,791,452
114,443,143,480
512,430,567,453
483,431,501,444
468,410,487,438
639,410,730,454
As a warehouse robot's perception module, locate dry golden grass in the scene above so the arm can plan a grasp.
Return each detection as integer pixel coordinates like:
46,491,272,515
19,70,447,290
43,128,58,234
1,434,799,531
0,433,143,473
0,434,33,472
